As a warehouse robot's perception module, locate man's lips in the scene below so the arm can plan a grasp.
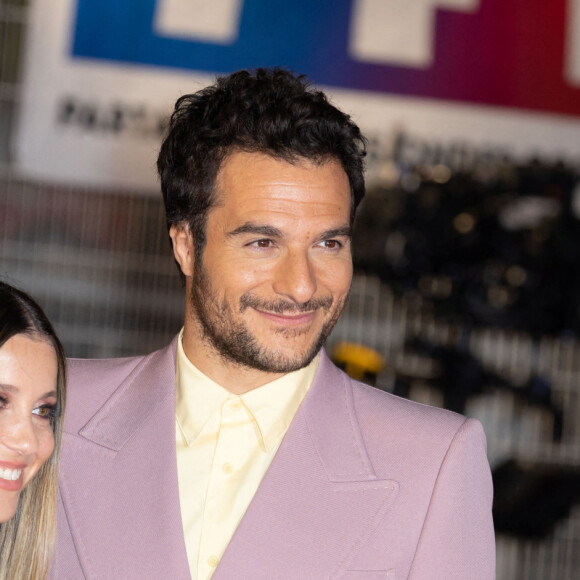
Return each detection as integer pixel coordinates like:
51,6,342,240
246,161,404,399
255,308,317,326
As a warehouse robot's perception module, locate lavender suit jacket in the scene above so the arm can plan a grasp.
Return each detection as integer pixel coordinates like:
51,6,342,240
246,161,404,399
50,338,495,579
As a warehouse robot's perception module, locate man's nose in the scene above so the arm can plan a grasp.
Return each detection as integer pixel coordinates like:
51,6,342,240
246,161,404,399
272,251,317,304
1,415,38,456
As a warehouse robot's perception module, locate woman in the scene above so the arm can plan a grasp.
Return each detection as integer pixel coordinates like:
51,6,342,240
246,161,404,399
0,281,66,580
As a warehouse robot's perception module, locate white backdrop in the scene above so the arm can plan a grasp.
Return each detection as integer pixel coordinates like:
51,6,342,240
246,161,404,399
16,0,580,192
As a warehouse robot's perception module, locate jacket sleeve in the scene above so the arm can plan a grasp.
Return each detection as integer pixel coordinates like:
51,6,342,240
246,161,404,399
409,418,496,579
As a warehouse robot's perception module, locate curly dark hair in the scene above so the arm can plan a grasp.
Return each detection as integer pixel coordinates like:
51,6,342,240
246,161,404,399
157,67,367,260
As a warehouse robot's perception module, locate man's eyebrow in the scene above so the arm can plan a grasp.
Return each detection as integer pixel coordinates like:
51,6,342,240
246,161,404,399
318,226,352,240
227,223,352,241
227,223,284,238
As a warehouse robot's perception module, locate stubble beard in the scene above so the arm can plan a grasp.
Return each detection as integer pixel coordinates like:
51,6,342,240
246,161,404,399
190,258,348,373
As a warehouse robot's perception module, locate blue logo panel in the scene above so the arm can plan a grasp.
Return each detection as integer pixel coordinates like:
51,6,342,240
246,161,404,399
71,0,355,87
70,0,580,117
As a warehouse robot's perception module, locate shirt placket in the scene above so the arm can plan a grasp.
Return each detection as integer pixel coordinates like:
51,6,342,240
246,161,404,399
198,397,255,580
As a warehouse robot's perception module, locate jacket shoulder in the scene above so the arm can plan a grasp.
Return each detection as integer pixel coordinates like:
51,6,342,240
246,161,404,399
63,356,145,432
67,355,145,397
63,339,177,433
347,375,488,479
351,378,467,436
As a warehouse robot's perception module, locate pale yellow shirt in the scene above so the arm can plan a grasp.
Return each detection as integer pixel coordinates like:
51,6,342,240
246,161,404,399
175,332,319,580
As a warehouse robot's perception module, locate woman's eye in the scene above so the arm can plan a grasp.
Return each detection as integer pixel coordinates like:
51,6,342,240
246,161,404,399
33,405,57,419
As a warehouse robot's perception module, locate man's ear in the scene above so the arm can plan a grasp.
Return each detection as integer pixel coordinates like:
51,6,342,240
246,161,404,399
169,223,195,278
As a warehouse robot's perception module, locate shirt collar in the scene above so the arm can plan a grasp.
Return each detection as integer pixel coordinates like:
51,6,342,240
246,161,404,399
175,330,319,451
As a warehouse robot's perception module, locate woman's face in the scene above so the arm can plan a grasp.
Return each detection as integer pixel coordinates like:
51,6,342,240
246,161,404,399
0,334,57,523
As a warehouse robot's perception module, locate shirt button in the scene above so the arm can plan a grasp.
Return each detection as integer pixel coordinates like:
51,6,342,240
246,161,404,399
207,555,219,568
229,400,242,411
222,462,234,474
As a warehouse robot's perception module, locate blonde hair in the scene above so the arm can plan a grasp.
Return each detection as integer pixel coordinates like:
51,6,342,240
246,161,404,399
0,282,66,579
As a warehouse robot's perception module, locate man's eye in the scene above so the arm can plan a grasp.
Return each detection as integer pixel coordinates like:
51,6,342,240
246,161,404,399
322,240,341,249
252,239,272,248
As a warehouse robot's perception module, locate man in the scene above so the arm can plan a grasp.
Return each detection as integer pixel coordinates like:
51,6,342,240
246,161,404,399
51,69,494,579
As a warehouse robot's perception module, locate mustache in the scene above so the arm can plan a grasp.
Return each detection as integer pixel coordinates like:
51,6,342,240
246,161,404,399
239,294,333,314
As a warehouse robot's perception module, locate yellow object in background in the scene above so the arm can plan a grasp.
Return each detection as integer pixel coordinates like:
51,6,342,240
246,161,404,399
331,342,384,383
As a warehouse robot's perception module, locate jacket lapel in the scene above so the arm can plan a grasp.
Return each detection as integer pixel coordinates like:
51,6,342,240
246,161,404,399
58,339,191,579
214,352,399,579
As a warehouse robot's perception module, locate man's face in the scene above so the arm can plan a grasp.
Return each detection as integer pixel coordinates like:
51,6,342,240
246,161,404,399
178,150,353,376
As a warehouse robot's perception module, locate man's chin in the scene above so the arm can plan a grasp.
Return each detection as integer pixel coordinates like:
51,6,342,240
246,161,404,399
241,340,322,374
